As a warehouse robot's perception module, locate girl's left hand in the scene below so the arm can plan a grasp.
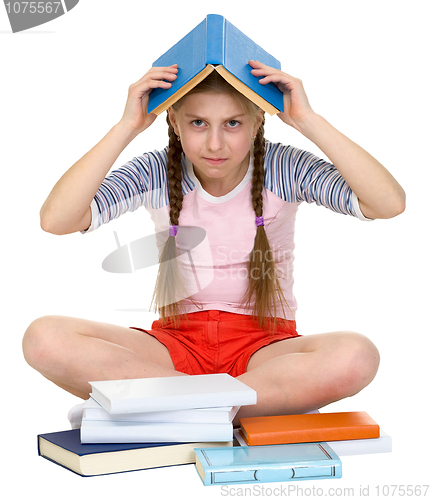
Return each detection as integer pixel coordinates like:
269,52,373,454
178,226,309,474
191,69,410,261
249,60,315,131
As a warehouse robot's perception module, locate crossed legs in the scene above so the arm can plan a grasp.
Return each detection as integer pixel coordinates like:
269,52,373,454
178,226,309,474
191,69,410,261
22,315,380,417
236,331,380,419
22,315,186,399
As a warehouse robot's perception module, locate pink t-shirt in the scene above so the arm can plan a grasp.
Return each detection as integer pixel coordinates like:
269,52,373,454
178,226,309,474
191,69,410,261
84,141,369,320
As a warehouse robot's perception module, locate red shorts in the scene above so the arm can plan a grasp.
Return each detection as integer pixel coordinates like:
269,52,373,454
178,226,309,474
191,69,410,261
130,310,299,377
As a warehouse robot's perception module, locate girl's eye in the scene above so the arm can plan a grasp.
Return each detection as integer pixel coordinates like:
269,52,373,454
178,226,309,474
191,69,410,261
227,120,240,128
192,119,205,127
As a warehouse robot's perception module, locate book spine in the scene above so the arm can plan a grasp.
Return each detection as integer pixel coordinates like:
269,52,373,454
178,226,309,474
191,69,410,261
81,421,234,444
248,425,380,445
205,14,225,65
205,464,341,485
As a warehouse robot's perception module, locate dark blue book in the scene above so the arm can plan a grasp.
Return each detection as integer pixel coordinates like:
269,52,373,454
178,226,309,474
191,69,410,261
37,429,232,477
148,14,284,116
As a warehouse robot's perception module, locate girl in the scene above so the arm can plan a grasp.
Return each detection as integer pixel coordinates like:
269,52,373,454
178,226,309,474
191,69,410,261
22,61,405,420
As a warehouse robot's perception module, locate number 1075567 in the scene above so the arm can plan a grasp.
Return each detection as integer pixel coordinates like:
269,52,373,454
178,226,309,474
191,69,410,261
375,485,430,497
5,2,62,14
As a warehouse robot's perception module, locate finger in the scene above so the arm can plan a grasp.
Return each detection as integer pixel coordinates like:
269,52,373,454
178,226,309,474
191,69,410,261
254,71,299,92
248,59,267,69
148,70,178,82
249,60,297,81
130,72,178,96
149,65,179,75
150,64,179,72
256,74,286,85
249,62,288,84
253,73,289,88
250,67,272,76
249,61,272,76
146,79,174,89
146,69,179,83
133,66,179,86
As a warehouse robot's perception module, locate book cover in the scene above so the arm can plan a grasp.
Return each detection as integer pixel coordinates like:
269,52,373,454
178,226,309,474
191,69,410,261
239,412,380,446
233,428,392,456
324,429,392,456
83,397,239,424
38,429,232,477
90,373,256,414
148,14,284,115
194,442,342,486
80,419,234,444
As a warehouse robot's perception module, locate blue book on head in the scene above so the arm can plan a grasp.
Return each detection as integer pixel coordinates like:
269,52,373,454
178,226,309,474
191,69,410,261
148,14,284,116
194,442,342,486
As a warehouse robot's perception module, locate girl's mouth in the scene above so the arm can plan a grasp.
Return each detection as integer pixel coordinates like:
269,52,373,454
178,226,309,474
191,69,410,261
204,157,227,165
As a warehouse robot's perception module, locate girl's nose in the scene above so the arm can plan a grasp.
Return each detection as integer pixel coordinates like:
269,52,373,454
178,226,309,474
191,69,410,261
207,128,224,151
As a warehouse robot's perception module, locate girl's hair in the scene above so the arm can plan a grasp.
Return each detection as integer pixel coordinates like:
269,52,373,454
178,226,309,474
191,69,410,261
151,72,290,329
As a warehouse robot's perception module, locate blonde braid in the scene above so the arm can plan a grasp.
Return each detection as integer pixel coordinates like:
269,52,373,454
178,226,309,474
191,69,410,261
242,117,289,329
166,120,184,225
150,116,188,324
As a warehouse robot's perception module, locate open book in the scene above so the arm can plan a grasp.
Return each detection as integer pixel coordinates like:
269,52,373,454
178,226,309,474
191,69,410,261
148,14,284,116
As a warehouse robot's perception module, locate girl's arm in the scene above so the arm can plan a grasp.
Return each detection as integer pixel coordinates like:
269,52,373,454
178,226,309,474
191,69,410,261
40,65,178,235
249,60,406,220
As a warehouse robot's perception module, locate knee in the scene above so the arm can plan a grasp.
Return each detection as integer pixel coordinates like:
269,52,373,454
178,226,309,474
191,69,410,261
334,332,380,397
22,315,59,370
349,332,380,382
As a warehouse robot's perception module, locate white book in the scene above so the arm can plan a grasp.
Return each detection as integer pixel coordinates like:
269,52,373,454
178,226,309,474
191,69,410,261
84,397,240,424
326,429,392,456
233,428,392,456
90,373,257,414
81,419,234,444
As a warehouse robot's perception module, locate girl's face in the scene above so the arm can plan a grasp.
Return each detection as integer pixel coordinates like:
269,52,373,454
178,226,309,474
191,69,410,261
169,92,262,195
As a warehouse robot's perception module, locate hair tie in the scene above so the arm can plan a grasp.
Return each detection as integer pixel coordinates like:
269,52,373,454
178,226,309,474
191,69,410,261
256,216,264,227
169,225,178,237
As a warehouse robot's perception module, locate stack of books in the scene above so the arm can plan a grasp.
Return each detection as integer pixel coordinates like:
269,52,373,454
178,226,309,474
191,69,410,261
80,373,256,444
193,411,392,486
38,373,257,476
235,411,392,456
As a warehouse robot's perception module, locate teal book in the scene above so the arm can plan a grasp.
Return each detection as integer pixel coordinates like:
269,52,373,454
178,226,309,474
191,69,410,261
148,14,284,116
194,442,342,486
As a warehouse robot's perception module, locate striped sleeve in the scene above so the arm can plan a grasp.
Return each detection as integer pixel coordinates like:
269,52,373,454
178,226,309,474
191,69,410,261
264,141,371,219
81,149,171,233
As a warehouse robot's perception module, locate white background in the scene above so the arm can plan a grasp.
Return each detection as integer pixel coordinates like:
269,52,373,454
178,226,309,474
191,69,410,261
1,0,430,498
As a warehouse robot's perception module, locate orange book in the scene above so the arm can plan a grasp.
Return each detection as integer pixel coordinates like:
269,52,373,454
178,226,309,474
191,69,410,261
239,412,380,446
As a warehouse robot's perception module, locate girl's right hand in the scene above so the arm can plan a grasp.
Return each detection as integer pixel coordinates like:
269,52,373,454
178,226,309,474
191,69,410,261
119,65,178,135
